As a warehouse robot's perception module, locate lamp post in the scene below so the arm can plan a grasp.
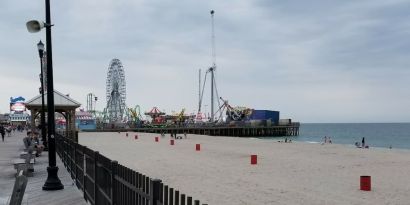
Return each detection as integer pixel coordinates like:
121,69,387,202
26,0,64,191
37,40,48,151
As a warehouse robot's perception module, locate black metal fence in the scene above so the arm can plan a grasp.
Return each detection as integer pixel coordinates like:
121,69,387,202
55,134,207,205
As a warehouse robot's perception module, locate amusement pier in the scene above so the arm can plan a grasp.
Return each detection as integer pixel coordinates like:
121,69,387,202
93,123,300,138
122,124,299,137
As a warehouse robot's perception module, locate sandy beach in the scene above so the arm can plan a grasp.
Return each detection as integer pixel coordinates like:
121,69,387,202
79,132,410,205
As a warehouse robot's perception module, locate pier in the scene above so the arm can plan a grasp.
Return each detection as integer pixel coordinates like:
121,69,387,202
90,123,300,137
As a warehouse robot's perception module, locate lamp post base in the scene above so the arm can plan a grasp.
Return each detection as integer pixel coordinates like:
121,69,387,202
42,166,64,190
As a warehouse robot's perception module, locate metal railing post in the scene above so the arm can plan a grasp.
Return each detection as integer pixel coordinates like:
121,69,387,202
111,160,118,205
151,179,162,205
94,151,99,204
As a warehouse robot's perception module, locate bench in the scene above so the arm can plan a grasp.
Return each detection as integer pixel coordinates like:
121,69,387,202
19,151,37,161
13,153,35,177
13,159,35,169
8,170,28,205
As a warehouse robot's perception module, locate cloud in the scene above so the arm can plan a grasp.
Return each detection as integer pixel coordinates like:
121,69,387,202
0,0,409,122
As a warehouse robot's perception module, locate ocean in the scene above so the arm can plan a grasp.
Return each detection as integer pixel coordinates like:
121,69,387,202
270,123,410,150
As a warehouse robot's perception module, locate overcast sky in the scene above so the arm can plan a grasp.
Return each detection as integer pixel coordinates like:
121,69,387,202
1,0,409,123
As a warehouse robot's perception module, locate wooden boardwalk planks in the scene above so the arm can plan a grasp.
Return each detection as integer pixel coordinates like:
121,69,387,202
0,131,86,205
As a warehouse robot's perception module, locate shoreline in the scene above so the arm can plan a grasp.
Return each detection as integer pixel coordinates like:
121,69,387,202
261,136,410,151
262,137,410,153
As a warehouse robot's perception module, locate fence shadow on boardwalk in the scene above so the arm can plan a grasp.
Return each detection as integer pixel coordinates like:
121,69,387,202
55,134,207,205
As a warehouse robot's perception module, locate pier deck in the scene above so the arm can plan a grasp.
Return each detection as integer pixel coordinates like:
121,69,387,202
91,123,300,137
0,132,86,205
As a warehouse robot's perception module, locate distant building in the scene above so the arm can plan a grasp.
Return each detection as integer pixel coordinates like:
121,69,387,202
9,113,30,125
0,113,10,124
9,96,30,125
75,110,96,130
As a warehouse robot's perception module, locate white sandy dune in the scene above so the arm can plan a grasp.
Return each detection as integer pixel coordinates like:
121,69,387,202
79,132,410,205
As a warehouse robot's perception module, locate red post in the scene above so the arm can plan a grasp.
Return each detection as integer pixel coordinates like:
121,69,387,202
134,135,138,140
360,176,371,191
196,144,201,151
251,155,257,165
155,137,159,142
170,139,174,145
126,133,128,137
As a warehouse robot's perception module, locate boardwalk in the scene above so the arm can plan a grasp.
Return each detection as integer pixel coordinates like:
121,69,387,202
0,131,86,205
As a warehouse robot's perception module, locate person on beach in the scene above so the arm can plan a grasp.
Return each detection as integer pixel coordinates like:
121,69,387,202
328,137,332,144
0,125,5,142
362,137,365,148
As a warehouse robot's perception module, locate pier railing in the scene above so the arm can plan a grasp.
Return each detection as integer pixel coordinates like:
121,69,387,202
55,134,207,205
56,129,78,142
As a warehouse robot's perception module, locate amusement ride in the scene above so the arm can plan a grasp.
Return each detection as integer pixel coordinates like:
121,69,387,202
84,10,254,128
105,59,127,123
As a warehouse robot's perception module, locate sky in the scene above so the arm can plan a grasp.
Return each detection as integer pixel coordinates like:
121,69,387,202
0,0,409,123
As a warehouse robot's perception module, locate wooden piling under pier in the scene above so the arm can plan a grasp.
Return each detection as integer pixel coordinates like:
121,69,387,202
92,123,300,137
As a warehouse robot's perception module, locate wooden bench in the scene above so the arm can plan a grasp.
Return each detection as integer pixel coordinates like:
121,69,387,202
19,151,37,161
8,170,28,205
13,153,35,177
13,159,35,169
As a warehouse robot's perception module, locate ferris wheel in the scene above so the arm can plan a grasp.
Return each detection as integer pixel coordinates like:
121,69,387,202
105,59,126,122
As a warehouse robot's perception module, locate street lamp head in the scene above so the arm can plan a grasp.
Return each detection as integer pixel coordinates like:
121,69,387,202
26,20,45,33
37,40,45,58
37,40,45,51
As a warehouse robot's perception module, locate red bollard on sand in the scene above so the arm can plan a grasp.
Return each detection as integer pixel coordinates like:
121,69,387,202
251,155,258,165
196,144,201,151
155,137,159,142
134,135,138,140
126,133,128,137
360,176,371,191
170,139,175,145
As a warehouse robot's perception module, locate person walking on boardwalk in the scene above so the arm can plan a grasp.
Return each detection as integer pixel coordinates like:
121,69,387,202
5,125,11,137
0,125,5,142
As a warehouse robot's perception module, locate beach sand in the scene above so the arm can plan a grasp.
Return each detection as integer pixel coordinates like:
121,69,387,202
79,132,410,205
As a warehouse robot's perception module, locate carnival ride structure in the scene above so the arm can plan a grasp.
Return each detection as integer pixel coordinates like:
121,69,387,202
214,97,253,122
197,10,223,122
105,59,127,123
127,105,143,123
87,59,143,124
144,107,165,124
176,108,186,123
